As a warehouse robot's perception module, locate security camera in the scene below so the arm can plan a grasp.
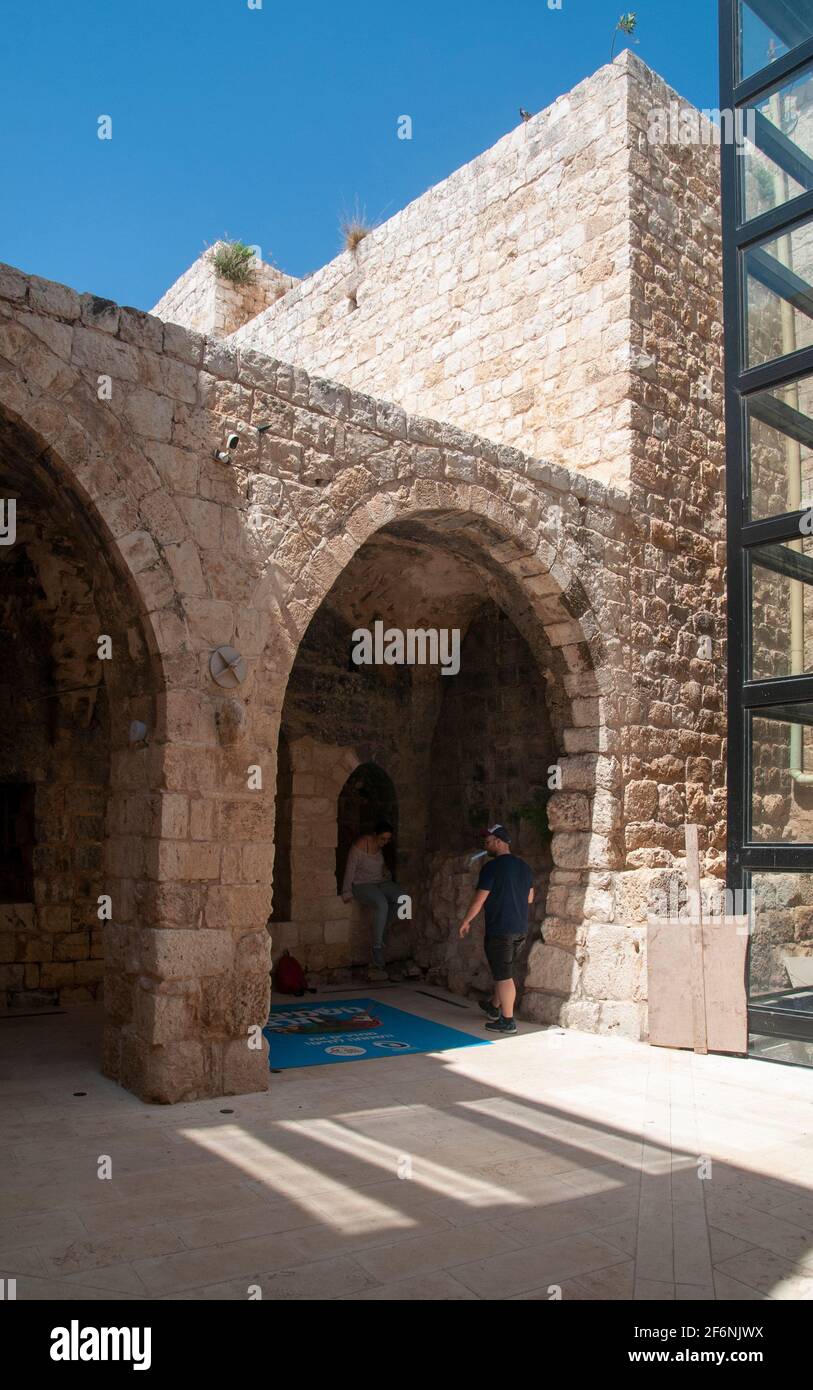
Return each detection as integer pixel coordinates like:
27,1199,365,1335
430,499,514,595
213,431,241,463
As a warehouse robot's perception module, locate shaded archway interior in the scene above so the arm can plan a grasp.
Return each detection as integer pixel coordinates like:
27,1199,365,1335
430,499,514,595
272,511,586,998
0,409,160,1015
336,763,398,891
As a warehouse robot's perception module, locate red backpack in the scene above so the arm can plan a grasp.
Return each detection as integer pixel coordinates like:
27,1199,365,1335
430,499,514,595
274,950,307,996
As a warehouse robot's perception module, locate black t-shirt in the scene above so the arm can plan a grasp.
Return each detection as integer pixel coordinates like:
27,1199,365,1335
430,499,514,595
476,854,534,937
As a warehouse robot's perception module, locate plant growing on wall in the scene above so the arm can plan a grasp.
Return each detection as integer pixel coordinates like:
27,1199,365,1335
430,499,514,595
611,12,638,61
212,240,257,285
513,788,553,844
340,200,372,252
341,218,371,252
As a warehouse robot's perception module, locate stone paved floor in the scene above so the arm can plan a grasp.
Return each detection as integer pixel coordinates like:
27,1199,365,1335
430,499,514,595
1,986,813,1300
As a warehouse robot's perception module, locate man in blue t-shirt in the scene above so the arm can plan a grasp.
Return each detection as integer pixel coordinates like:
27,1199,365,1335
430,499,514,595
459,824,534,1035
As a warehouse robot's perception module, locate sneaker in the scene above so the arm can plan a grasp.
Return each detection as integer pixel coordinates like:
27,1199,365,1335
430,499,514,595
485,1016,518,1034
479,999,500,1021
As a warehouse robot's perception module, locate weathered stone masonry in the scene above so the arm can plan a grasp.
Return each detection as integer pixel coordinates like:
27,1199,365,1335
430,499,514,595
0,52,726,1101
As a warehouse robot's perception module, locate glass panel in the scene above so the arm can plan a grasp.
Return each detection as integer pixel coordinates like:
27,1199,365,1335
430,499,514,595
748,871,813,1030
744,216,813,367
747,372,813,517
750,703,813,839
751,534,813,676
740,64,813,221
739,1,813,81
749,1032,813,1061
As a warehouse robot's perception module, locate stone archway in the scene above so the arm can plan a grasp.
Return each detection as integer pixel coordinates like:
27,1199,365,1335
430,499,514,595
0,406,164,1054
258,468,628,1021
0,297,303,1102
0,274,656,1095
0,320,277,1102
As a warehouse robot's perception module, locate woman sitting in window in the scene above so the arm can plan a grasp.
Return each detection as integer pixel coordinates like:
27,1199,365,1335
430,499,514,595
341,820,405,978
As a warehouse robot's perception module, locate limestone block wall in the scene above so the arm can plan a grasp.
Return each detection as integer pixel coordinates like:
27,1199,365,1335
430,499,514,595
274,737,371,974
0,41,727,1099
152,244,298,339
623,57,727,873
427,604,557,850
271,736,418,977
229,53,720,497
273,590,432,977
230,57,634,487
0,443,159,1012
515,55,728,1033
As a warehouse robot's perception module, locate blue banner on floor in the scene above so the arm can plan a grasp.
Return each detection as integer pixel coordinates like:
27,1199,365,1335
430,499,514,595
263,996,490,1069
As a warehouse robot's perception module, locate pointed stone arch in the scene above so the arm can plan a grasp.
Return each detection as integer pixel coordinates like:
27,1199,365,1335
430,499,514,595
256,456,630,1017
0,271,653,1082
0,333,270,1101
0,396,169,1070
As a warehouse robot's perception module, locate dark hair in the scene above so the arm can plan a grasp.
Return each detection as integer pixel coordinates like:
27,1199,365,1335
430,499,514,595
374,819,394,836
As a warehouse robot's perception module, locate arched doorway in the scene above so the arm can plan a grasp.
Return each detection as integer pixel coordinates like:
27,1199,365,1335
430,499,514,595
0,412,159,1024
336,762,398,892
269,506,594,1002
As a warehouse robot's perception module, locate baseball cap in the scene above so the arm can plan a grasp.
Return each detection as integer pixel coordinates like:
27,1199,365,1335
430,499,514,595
482,824,511,843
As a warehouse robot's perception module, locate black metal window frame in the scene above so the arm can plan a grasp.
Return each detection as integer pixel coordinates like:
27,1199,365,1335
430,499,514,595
721,0,813,1046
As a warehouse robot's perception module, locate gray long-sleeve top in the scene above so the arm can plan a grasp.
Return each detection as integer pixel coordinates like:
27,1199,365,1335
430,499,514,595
341,842,391,896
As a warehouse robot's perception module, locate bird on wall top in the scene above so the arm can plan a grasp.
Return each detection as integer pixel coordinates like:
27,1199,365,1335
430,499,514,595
519,108,533,123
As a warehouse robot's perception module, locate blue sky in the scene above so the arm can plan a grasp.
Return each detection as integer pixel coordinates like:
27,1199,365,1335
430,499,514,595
0,0,719,311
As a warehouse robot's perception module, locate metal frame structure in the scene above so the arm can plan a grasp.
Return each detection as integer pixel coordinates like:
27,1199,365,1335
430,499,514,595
720,0,813,1048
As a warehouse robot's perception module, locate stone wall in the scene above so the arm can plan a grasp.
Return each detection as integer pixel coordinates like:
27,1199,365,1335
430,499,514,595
0,54,729,1097
226,52,721,500
152,244,298,339
622,54,727,876
516,58,728,1033
229,57,634,488
0,431,158,1012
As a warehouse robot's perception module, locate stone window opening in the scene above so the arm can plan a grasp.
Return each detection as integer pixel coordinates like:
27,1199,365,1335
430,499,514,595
336,762,399,892
0,782,35,903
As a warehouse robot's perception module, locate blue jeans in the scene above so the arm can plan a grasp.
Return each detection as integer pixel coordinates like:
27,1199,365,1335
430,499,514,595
352,880,403,965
